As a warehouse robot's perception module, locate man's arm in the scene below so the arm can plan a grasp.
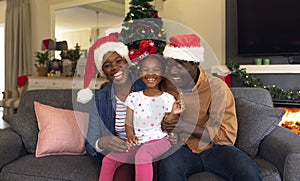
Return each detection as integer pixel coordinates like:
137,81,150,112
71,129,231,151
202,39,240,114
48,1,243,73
205,78,237,145
162,116,209,139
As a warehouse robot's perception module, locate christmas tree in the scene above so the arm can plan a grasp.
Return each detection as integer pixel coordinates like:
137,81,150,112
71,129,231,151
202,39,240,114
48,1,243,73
118,0,166,54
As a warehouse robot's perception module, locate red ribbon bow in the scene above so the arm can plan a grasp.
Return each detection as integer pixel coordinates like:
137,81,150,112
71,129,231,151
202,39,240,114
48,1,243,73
128,40,157,64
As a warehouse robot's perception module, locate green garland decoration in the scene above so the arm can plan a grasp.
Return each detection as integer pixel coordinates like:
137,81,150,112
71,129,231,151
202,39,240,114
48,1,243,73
226,61,300,102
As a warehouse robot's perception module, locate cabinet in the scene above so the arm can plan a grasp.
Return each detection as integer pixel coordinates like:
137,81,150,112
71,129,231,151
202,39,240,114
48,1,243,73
27,76,107,90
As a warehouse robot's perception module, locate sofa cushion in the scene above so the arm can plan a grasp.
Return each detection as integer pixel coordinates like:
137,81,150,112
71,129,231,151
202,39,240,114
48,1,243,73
34,102,89,157
4,113,39,153
0,154,100,181
235,98,285,158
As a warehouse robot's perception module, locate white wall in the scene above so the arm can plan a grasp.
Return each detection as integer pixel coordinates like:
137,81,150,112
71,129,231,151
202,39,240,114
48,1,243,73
0,1,6,24
0,25,4,98
0,1,6,96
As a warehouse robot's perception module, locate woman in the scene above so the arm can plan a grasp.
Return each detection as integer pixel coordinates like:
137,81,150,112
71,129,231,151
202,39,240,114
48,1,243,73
77,33,145,180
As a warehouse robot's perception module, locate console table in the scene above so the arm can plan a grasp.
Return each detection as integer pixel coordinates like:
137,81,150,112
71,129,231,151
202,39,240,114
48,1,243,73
27,76,107,90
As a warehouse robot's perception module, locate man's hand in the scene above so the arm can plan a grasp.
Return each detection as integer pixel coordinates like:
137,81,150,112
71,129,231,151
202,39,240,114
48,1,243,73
98,136,130,152
168,132,178,145
162,117,179,133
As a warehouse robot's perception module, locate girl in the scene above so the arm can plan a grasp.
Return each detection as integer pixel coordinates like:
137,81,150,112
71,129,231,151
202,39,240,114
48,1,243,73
99,54,184,181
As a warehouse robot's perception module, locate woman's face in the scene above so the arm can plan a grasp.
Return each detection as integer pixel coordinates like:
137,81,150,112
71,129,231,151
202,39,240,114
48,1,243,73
101,51,130,85
140,57,163,89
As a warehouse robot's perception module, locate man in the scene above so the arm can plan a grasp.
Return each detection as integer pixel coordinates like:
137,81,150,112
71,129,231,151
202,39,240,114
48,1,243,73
159,34,261,181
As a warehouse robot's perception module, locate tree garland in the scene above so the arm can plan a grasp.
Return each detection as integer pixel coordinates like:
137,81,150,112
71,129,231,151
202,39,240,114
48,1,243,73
226,61,300,102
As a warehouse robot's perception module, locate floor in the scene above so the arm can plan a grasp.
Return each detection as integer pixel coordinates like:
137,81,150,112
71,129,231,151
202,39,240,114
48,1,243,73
0,108,10,129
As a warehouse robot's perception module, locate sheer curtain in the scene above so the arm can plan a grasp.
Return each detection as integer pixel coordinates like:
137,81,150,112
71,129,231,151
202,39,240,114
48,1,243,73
5,0,32,91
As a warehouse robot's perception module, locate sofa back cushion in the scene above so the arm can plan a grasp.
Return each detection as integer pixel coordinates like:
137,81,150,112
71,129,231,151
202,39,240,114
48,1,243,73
234,97,285,158
231,87,274,107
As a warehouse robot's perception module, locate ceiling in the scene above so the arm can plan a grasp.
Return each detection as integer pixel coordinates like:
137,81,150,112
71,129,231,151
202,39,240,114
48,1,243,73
55,0,125,34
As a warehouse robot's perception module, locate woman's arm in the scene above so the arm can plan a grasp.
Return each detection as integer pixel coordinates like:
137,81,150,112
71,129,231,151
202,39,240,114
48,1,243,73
86,96,129,153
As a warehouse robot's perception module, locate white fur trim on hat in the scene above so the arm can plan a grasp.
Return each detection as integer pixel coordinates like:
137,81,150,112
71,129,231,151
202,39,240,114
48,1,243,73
77,88,94,104
94,42,130,76
163,45,204,63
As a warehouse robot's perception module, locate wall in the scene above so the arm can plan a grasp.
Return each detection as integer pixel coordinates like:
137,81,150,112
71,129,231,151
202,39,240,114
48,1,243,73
31,0,226,65
31,0,69,54
0,1,6,97
0,1,6,24
160,0,225,64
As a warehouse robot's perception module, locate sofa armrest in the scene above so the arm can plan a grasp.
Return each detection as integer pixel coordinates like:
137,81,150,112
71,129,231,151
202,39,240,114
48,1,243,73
0,127,27,169
258,126,300,181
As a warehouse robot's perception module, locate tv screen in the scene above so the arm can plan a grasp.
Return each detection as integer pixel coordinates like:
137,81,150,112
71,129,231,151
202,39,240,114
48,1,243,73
237,0,300,56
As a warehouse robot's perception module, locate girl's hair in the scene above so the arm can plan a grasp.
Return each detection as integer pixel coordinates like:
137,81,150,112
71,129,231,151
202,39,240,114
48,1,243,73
138,54,166,72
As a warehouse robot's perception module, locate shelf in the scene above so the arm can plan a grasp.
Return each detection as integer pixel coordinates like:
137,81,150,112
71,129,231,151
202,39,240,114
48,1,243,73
239,64,300,74
27,76,107,90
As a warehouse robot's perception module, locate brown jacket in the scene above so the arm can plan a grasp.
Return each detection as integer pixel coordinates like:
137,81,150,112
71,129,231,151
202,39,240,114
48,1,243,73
162,68,237,154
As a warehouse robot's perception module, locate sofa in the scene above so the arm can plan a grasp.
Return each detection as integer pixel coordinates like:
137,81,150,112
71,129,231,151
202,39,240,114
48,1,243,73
0,88,299,181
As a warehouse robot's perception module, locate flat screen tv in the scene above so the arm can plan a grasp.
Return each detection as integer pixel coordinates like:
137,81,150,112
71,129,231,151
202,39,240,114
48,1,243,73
237,0,300,56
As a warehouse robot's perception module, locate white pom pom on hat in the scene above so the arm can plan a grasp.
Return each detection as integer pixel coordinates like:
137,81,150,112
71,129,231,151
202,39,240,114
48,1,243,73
76,33,129,104
163,34,205,63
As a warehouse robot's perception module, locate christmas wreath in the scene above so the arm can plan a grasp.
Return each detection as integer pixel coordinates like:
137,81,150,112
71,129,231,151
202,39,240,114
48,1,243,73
227,61,300,102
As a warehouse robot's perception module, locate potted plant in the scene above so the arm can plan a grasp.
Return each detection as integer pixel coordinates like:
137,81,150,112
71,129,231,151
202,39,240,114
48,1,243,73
34,50,49,76
66,44,82,76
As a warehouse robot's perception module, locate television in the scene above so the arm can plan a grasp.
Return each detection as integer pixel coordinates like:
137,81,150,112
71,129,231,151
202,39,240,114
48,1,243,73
237,0,300,56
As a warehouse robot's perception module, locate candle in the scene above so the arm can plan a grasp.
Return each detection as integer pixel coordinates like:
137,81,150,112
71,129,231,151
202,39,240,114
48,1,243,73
255,58,262,65
263,58,270,65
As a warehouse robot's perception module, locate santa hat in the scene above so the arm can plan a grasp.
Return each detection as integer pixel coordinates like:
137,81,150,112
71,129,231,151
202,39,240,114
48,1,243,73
77,33,129,104
163,34,204,63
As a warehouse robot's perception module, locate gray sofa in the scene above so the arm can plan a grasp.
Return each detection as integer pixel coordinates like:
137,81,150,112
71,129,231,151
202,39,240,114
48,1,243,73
0,88,299,181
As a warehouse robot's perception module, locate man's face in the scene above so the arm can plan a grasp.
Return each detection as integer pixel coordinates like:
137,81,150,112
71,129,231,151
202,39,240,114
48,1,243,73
166,59,199,90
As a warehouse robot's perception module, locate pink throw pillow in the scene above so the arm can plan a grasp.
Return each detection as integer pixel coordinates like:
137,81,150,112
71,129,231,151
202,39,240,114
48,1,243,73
34,102,89,157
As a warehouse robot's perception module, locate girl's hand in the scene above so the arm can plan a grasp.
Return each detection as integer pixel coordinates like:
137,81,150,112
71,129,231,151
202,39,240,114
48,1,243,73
171,100,185,115
126,135,139,146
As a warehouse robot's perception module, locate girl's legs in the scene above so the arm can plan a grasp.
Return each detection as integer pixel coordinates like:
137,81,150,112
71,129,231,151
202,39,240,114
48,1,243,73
99,155,124,181
135,137,171,181
99,146,139,181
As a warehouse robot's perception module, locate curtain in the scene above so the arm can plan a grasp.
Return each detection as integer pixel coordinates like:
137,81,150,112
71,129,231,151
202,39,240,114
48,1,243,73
5,0,31,91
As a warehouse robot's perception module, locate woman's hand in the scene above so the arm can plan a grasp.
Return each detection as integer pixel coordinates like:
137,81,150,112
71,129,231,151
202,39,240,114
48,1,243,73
98,136,130,152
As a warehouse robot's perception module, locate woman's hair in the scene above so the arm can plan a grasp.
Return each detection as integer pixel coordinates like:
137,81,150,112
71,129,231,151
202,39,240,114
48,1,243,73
138,54,166,72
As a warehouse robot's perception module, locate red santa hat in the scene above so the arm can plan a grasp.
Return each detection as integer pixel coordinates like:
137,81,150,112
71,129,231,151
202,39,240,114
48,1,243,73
77,33,129,104
163,34,204,63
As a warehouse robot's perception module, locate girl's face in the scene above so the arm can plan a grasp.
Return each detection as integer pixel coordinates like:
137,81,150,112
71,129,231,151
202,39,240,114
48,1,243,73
140,57,163,89
102,51,130,85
